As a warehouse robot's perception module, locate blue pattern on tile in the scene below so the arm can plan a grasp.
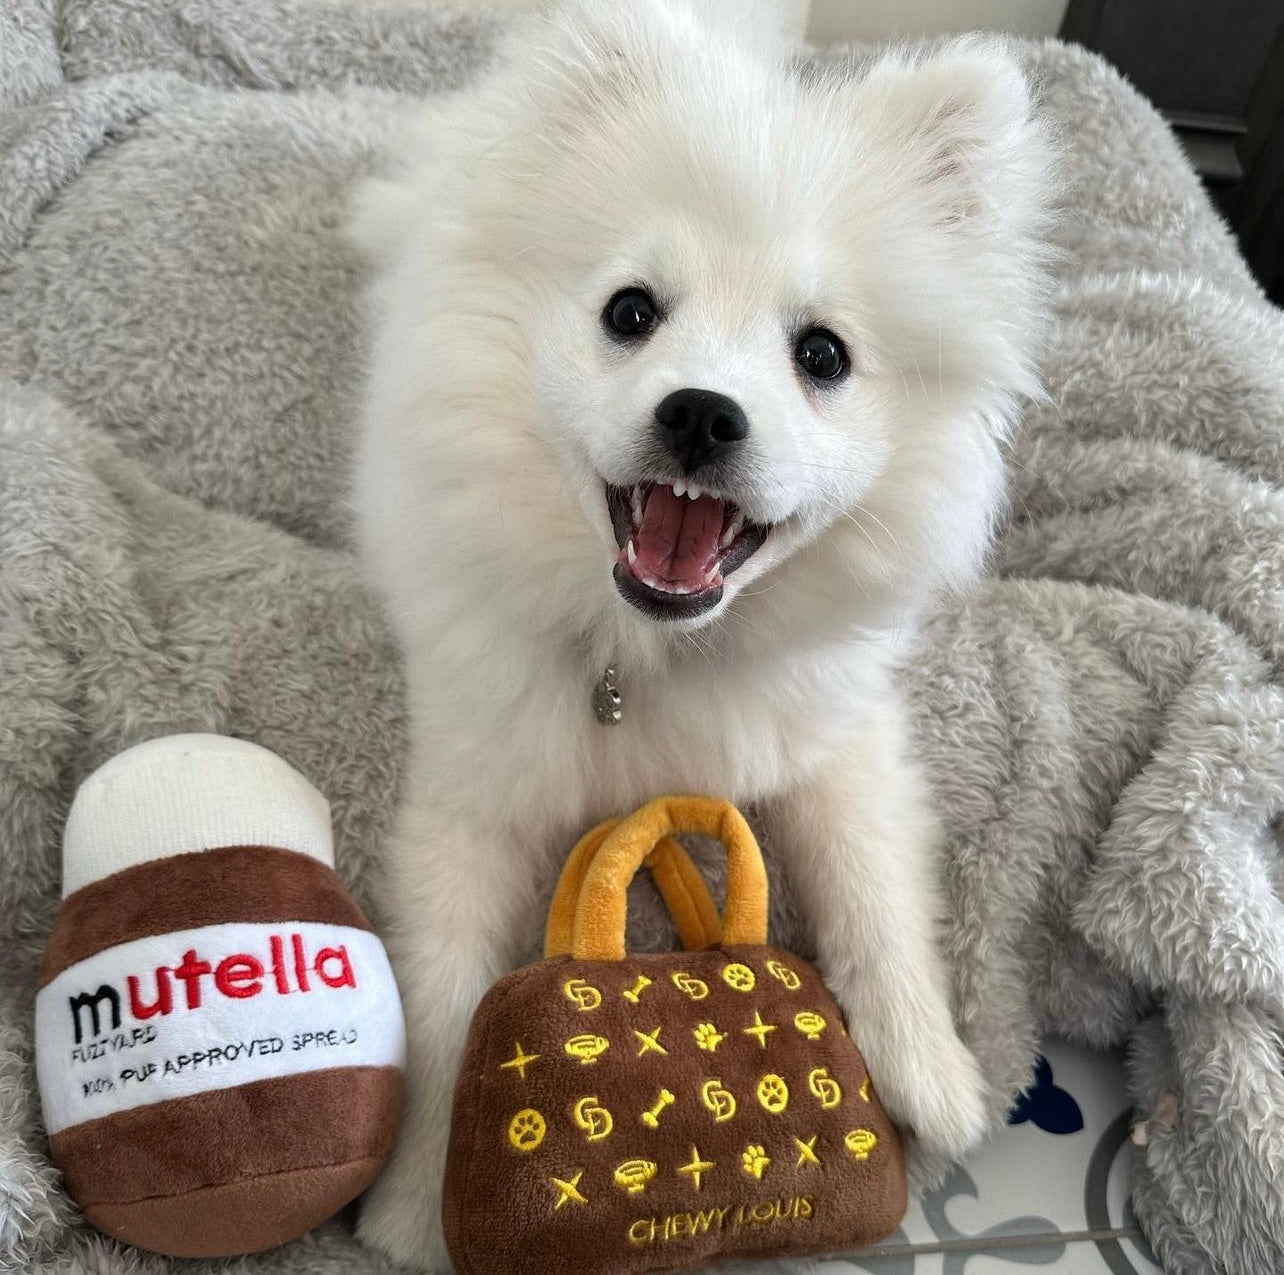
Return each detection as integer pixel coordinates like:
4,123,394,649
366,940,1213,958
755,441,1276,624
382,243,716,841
1008,1055,1084,1134
921,1164,1067,1267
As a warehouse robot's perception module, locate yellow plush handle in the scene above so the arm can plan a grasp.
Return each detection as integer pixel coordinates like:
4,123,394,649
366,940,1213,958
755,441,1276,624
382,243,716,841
571,796,768,962
544,818,723,958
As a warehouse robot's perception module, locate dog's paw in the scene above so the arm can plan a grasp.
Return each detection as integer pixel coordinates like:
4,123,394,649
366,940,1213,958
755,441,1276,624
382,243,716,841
872,1024,991,1173
358,1145,452,1273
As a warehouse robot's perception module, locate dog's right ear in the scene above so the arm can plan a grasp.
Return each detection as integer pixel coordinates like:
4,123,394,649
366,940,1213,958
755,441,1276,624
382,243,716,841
836,38,1052,238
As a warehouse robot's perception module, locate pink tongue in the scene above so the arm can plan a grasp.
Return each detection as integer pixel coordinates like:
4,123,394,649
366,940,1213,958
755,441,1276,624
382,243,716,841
634,486,725,586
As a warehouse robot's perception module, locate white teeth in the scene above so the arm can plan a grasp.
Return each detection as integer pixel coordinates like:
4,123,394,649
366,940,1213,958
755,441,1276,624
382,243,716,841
626,540,637,565
703,567,720,587
719,512,744,550
672,479,687,498
631,486,643,524
686,483,702,501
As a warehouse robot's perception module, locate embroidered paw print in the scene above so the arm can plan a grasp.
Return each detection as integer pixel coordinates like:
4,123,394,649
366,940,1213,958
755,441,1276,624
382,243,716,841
741,1144,770,1180
693,1022,725,1052
756,1073,789,1114
507,1108,547,1152
722,962,756,992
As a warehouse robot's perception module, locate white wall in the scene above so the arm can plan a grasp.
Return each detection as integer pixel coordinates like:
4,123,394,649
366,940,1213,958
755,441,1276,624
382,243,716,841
808,0,1069,43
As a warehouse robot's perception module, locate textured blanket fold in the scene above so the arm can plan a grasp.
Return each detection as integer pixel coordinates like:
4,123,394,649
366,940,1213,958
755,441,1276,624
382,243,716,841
2,3,1282,1273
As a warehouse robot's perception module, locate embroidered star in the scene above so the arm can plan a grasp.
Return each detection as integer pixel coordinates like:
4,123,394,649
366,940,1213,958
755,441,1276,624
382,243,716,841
795,1134,821,1167
677,1145,716,1191
633,1025,667,1056
550,1170,587,1210
742,1010,776,1048
498,1042,540,1080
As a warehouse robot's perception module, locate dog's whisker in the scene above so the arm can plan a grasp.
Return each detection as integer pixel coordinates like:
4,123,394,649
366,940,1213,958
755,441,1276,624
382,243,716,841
850,503,900,550
840,511,894,585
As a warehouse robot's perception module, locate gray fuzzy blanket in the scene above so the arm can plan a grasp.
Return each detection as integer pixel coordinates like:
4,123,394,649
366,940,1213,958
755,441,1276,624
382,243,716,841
2,3,1283,1273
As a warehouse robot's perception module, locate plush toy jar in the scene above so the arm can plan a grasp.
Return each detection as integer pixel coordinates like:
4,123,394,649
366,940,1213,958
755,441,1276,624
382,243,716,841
35,734,406,1257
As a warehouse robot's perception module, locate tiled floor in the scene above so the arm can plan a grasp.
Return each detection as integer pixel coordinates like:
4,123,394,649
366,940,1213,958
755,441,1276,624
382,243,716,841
815,1039,1162,1274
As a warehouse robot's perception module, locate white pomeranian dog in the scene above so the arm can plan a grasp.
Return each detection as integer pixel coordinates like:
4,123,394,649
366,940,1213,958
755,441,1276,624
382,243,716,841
352,0,1050,1266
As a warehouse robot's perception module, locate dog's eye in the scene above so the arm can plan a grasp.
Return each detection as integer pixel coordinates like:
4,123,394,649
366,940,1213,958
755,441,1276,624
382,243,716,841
795,328,848,382
604,289,658,339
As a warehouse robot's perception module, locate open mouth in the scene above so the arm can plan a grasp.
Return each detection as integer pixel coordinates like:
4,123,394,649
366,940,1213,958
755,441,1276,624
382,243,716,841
606,481,770,620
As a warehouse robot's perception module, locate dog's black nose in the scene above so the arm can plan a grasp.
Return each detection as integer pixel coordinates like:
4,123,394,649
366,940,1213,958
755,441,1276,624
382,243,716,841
654,389,749,473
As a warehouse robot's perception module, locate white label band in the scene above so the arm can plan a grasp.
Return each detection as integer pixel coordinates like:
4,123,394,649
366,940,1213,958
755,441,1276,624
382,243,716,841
36,920,405,1135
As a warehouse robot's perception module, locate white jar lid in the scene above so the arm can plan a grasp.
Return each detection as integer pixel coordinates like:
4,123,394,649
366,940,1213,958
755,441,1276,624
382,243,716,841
61,734,334,898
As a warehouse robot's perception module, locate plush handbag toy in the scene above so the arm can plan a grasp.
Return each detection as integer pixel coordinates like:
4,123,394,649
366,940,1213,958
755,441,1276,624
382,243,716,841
443,795,906,1275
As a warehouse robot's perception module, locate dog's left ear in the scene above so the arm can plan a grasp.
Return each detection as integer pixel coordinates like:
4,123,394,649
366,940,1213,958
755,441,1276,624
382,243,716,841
842,39,1049,232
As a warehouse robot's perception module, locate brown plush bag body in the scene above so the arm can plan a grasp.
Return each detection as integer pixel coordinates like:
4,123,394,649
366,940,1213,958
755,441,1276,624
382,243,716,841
443,797,906,1275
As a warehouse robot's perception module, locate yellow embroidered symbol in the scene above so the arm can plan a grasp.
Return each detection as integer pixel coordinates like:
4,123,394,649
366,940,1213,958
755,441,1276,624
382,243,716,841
677,1145,715,1190
693,1022,725,1052
622,973,653,1004
641,1087,676,1129
572,1096,613,1142
498,1041,540,1081
550,1170,587,1209
672,972,709,1001
633,1025,667,1057
845,1129,878,1161
742,1010,776,1048
808,1067,842,1110
613,1159,657,1194
563,978,602,1011
766,959,802,990
795,1134,821,1167
741,1144,770,1180
794,1011,827,1041
721,963,756,992
859,1076,873,1103
564,1033,610,1065
756,1073,789,1114
507,1108,547,1152
700,1078,737,1122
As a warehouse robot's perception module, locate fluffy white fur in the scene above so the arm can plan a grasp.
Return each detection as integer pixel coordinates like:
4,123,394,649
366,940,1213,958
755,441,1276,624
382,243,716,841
351,2,1051,1267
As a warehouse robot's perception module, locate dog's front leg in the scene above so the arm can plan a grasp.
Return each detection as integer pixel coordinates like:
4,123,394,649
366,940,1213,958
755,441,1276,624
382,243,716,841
761,700,988,1175
358,789,543,1272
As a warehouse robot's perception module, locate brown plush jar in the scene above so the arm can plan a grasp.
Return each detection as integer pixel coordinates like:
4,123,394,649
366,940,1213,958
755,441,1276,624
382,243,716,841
35,735,405,1258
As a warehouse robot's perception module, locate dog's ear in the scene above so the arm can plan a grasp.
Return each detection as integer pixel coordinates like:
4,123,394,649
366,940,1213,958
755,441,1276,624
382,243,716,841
840,39,1048,231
